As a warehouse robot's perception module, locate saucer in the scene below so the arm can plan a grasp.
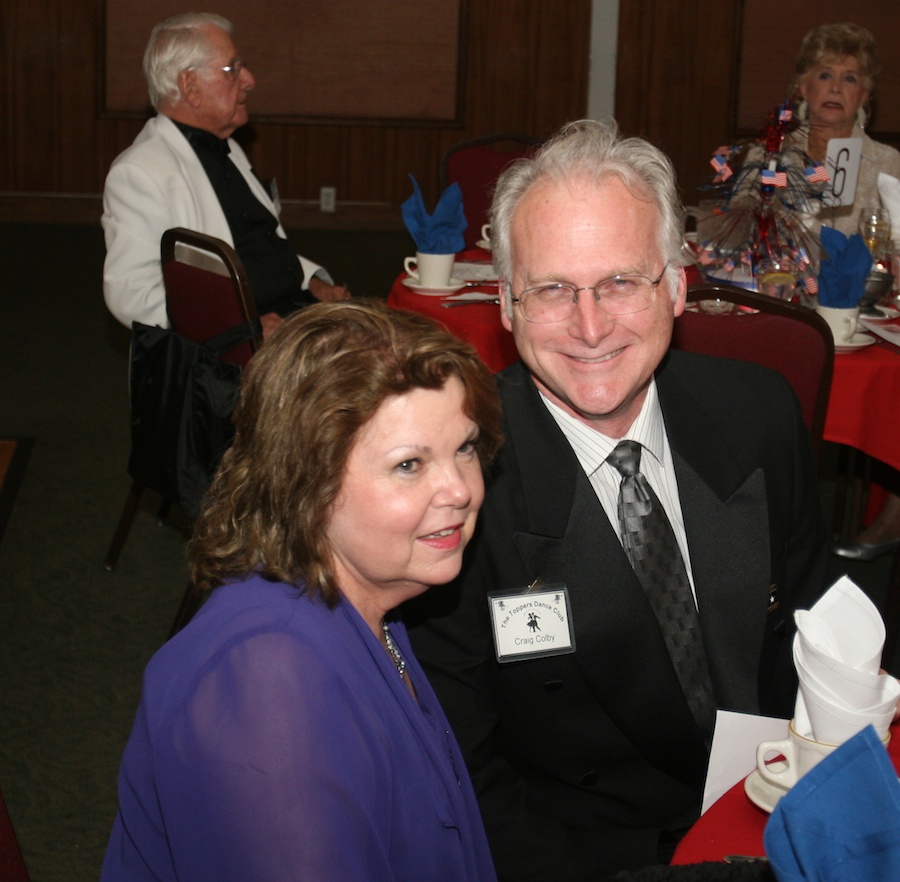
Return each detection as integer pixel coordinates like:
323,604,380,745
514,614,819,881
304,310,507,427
476,238,493,251
402,276,466,295
834,332,875,355
744,769,787,813
860,306,900,321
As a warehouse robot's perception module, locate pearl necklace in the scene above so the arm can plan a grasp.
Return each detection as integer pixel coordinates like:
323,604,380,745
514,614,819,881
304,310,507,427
382,621,407,678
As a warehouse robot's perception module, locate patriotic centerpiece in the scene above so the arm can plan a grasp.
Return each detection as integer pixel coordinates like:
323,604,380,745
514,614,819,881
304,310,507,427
691,100,834,301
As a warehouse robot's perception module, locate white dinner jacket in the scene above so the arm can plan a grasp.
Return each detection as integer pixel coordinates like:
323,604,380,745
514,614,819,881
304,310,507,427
102,114,324,329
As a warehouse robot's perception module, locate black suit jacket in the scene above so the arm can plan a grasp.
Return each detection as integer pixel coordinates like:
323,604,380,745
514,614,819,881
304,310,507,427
406,351,828,881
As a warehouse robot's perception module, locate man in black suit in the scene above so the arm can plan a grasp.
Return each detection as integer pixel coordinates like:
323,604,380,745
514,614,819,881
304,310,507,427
406,119,828,880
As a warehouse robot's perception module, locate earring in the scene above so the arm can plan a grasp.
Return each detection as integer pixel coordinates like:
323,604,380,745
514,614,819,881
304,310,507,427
856,105,867,130
796,99,808,123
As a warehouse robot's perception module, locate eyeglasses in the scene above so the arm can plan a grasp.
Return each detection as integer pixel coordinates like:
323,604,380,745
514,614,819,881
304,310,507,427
198,57,246,80
510,263,669,323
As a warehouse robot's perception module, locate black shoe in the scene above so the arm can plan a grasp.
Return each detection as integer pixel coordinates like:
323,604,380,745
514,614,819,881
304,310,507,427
832,538,900,561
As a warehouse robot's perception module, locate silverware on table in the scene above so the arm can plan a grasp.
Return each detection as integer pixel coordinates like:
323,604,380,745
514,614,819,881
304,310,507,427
442,298,500,308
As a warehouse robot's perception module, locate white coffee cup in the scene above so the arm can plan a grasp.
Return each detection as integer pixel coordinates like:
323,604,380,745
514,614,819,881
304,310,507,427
403,252,455,289
756,718,890,792
815,304,860,344
481,223,492,245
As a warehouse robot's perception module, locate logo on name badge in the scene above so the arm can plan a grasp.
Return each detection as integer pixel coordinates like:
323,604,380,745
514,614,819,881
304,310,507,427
488,583,576,663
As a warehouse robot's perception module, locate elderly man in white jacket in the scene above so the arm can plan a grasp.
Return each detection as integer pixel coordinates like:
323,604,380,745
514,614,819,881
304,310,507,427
102,12,349,338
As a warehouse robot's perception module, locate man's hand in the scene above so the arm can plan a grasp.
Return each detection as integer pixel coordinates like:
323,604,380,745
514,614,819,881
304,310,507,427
308,277,352,302
259,312,283,340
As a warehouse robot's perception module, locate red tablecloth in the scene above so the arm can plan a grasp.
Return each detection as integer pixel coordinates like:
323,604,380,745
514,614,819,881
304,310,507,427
671,722,900,865
385,250,518,375
825,341,900,473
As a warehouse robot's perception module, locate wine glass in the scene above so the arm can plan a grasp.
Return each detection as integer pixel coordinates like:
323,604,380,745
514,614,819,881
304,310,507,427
757,254,797,301
858,206,892,262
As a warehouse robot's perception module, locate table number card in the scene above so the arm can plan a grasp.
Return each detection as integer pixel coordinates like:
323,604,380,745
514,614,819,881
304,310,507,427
824,137,863,207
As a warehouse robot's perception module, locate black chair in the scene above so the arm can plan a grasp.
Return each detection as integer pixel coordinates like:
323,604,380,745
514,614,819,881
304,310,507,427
103,229,259,572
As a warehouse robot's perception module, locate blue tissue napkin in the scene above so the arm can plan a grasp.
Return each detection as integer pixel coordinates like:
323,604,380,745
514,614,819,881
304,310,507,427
401,175,467,254
764,725,900,882
816,227,872,308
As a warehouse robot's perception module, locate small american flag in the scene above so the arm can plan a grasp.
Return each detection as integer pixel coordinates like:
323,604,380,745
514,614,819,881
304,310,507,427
710,154,728,173
760,169,776,186
714,166,733,183
779,108,793,122
774,171,788,188
804,276,819,295
805,165,830,184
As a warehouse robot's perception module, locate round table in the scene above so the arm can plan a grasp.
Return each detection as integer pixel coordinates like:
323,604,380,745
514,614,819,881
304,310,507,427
670,721,900,865
824,339,900,473
385,249,519,375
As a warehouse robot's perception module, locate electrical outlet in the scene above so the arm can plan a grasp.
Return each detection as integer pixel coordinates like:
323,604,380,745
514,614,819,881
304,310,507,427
319,186,336,213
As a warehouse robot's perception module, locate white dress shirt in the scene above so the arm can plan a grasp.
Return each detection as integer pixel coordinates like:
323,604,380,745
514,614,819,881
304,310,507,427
541,380,697,599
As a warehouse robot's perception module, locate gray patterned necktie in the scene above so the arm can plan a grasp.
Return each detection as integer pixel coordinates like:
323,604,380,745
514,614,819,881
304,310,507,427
607,440,717,736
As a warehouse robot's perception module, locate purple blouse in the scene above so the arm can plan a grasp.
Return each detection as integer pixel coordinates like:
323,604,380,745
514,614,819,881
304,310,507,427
101,575,497,881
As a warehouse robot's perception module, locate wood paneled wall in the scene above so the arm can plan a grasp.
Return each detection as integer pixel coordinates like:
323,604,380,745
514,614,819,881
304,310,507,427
615,0,743,207
7,1,894,227
0,0,591,228
615,0,900,209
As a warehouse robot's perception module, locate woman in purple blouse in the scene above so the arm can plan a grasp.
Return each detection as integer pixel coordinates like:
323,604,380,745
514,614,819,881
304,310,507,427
101,301,501,881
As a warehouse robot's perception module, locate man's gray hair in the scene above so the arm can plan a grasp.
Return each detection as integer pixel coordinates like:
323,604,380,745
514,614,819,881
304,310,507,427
143,13,233,111
491,119,684,298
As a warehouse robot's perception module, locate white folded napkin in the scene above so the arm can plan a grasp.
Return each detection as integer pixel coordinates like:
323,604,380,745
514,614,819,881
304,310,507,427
793,576,900,744
877,173,900,242
453,261,498,282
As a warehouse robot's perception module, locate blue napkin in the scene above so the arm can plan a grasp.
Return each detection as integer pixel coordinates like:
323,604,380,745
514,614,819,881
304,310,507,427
764,725,900,881
816,227,872,308
401,175,467,254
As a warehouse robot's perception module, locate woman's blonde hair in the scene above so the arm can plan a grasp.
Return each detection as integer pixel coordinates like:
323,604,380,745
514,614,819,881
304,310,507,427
794,22,880,92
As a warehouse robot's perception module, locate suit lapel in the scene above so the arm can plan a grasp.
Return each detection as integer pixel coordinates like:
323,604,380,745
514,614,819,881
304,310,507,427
500,357,776,784
153,114,282,237
225,140,282,225
501,366,710,786
659,366,772,714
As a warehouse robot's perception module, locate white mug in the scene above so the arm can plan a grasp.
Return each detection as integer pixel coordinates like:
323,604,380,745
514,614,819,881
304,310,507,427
481,223,492,245
756,718,890,792
815,304,860,344
403,252,455,289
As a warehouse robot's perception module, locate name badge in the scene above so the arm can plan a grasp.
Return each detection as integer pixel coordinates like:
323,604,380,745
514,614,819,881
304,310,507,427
488,583,576,663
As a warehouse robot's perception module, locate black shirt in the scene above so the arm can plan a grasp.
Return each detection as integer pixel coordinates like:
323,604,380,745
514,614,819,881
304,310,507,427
174,121,317,315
